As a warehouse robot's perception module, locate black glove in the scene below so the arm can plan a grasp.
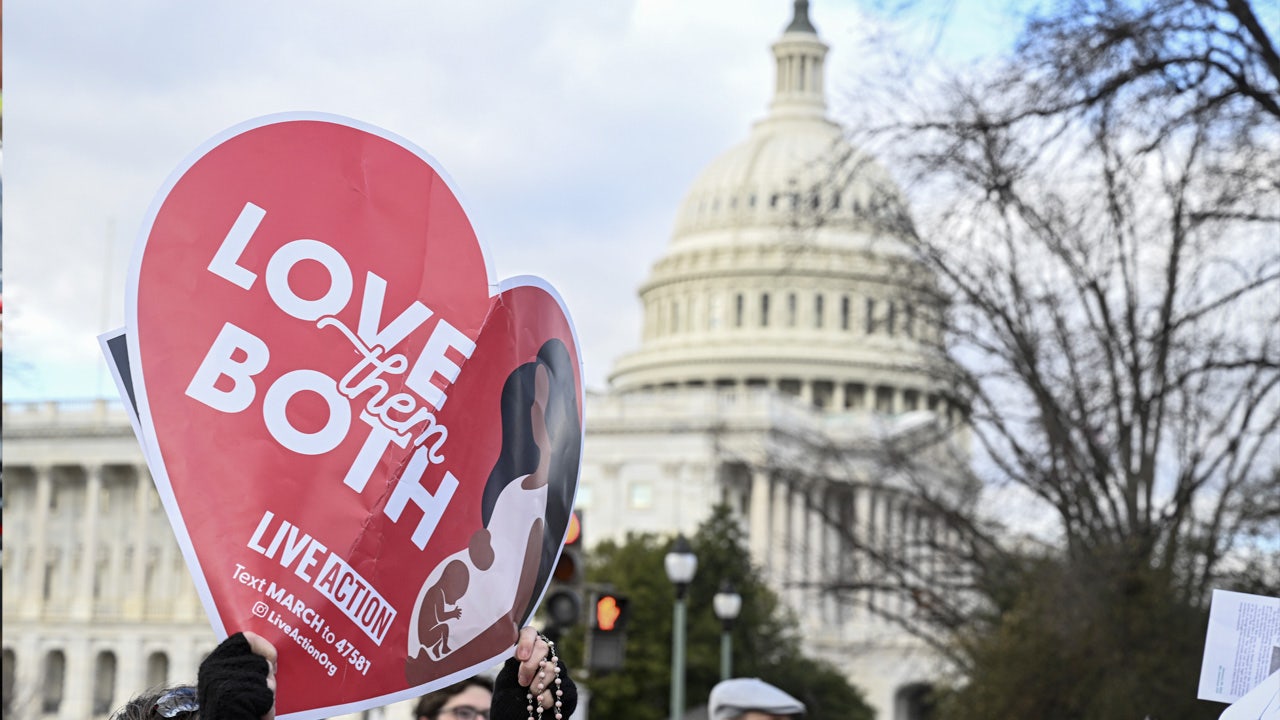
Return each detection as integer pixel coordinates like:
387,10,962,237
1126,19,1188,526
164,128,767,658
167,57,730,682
490,656,579,720
197,633,274,720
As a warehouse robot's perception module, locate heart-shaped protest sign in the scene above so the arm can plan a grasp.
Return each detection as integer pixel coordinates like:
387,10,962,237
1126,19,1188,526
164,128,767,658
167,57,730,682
122,114,583,719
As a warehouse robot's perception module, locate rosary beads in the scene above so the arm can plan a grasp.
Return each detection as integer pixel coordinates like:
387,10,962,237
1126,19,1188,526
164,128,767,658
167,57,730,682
526,636,564,720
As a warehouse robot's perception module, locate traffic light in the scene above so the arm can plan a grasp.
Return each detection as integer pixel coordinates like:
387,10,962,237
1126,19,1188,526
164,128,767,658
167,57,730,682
593,591,628,632
586,591,629,673
542,509,584,639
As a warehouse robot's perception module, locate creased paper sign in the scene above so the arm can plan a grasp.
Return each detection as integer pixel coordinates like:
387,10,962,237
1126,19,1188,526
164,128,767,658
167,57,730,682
116,113,583,720
1200,589,1280,705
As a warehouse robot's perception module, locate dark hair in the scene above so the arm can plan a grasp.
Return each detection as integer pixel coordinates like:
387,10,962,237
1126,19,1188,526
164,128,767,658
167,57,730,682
413,676,496,720
479,338,582,624
111,686,199,720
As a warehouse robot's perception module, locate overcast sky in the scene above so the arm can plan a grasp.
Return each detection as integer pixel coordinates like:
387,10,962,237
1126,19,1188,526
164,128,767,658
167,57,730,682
2,0,1018,403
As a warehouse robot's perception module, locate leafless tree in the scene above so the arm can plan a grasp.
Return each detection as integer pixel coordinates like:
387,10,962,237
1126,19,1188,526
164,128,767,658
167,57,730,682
777,0,1280,709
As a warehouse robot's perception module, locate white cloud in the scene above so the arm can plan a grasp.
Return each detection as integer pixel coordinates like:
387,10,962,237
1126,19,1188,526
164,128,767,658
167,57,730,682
3,0,1012,402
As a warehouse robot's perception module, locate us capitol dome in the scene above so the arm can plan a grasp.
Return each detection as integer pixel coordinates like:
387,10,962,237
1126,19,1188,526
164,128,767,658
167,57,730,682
608,0,942,419
582,3,952,717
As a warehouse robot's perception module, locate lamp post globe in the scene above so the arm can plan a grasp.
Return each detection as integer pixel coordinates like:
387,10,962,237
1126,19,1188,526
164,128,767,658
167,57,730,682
664,534,698,594
665,534,697,720
713,581,742,681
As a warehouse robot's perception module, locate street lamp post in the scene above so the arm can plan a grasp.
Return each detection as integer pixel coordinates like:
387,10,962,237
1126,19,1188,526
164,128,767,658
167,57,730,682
712,580,742,681
664,534,698,720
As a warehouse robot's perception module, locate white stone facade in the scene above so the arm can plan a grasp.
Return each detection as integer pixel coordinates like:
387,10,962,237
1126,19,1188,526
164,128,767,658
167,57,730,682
2,400,216,720
581,388,951,717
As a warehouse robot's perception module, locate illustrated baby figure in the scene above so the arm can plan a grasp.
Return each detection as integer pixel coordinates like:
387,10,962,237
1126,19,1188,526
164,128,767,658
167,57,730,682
418,560,468,661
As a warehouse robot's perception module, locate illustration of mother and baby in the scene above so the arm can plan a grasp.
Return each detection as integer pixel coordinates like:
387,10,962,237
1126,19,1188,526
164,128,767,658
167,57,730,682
403,339,581,684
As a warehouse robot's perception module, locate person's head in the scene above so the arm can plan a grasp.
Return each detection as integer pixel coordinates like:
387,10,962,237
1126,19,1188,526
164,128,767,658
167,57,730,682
708,678,805,720
112,686,199,720
413,676,495,720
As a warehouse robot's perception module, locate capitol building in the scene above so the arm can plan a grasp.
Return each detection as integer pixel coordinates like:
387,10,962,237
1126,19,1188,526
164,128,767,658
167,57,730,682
3,3,959,718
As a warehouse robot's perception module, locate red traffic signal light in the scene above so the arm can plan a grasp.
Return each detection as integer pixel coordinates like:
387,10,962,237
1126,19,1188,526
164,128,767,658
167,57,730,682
552,509,584,583
593,592,628,633
565,509,582,546
596,595,621,631
587,591,629,673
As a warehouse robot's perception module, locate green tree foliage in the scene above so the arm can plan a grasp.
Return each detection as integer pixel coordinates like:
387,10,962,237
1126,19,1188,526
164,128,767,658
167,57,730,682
938,553,1212,719
571,506,872,720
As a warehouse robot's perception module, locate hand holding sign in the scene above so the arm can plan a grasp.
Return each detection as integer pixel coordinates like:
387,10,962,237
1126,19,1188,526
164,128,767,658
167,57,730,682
121,114,583,720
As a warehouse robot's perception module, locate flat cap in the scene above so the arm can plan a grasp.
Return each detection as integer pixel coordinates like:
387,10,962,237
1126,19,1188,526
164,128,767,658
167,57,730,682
708,678,806,719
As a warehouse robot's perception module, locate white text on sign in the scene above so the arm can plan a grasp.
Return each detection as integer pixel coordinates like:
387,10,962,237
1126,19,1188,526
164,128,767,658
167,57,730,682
248,510,396,645
188,201,473,550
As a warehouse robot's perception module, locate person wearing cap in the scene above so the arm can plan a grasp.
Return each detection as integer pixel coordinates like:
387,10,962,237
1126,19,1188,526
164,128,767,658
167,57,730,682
708,677,806,720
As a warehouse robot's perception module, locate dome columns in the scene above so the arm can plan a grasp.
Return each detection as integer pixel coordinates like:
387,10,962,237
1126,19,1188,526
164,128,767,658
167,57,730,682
768,0,828,120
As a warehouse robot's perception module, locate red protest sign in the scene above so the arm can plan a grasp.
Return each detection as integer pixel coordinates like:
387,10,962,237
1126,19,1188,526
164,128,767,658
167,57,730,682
123,114,583,719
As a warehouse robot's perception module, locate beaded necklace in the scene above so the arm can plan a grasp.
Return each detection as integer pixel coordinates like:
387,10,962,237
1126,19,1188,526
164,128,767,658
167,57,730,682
526,637,564,720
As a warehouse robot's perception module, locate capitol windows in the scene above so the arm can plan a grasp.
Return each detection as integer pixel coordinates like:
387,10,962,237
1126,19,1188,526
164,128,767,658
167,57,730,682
147,651,170,688
787,293,797,327
886,301,897,336
845,383,866,409
840,295,851,330
813,380,835,409
896,683,938,720
735,294,745,327
42,559,56,601
866,298,877,334
93,651,117,715
709,295,724,330
94,556,108,599
814,294,824,328
903,390,920,412
145,555,159,603
761,293,771,327
41,650,65,714
628,482,653,510
875,386,895,413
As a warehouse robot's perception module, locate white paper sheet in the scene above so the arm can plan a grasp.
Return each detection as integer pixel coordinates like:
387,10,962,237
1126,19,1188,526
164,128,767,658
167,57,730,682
1200,589,1280,704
